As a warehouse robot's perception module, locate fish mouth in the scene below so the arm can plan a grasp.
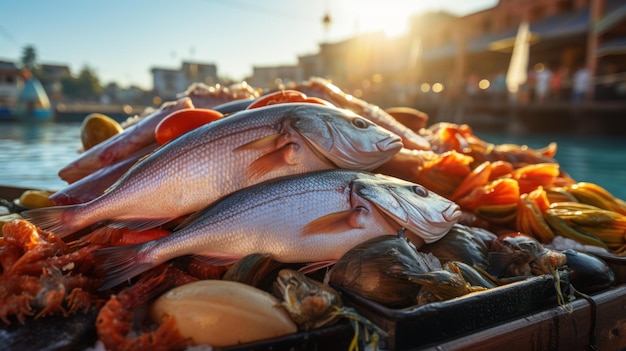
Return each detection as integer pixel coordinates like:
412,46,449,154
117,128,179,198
376,135,403,152
443,203,462,222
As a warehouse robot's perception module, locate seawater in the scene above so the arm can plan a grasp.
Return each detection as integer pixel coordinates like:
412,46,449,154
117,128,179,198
1,122,83,190
0,122,625,201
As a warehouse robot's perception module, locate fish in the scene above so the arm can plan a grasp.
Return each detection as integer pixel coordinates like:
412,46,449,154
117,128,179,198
58,97,194,183
24,103,403,237
49,143,158,205
293,77,431,150
94,169,462,290
179,81,258,109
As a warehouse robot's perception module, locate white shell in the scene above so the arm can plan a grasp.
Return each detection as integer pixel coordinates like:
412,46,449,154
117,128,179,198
150,280,297,347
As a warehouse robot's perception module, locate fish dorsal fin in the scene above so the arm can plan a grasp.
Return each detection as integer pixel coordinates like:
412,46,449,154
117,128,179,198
108,217,174,232
298,260,337,274
301,208,365,236
173,210,207,231
191,254,242,267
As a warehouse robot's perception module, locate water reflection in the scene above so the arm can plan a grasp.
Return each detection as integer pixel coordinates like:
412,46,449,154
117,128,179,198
16,121,51,144
0,122,81,190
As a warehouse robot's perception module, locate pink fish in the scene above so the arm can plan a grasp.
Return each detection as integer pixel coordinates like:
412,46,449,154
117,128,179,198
49,143,157,205
58,98,193,183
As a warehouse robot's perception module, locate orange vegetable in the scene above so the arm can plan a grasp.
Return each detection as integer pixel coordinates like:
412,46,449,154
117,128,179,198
457,178,520,211
450,161,492,201
511,163,560,195
155,108,223,145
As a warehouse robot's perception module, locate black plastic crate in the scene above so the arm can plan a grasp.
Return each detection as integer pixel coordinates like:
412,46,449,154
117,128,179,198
333,275,558,350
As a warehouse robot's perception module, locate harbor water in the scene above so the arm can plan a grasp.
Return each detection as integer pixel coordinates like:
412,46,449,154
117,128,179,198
0,121,625,202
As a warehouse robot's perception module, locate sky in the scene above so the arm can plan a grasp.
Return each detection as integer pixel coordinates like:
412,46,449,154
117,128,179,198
0,0,497,90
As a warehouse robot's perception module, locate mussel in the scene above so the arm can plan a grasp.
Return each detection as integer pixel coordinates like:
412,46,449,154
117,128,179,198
328,232,441,308
420,223,495,270
562,249,615,294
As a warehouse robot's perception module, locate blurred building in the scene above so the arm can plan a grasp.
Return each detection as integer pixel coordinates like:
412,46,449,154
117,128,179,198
151,61,218,101
0,60,23,117
249,64,301,90
39,63,71,102
249,0,625,104
410,0,626,102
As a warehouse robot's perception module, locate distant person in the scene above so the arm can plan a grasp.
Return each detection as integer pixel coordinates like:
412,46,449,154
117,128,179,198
491,71,506,101
466,73,479,98
550,66,568,101
534,63,552,102
572,66,591,102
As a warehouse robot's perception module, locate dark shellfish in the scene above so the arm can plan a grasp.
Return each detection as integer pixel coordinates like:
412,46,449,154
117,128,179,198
328,232,441,308
420,224,495,270
488,233,567,278
562,249,615,294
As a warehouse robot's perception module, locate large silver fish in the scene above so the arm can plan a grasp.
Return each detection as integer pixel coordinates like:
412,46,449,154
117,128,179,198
96,169,462,290
24,104,402,237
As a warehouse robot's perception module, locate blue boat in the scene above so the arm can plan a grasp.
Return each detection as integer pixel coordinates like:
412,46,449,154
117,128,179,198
15,76,53,122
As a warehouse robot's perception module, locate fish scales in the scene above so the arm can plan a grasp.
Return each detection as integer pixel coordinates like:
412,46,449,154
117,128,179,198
65,119,284,230
155,171,370,263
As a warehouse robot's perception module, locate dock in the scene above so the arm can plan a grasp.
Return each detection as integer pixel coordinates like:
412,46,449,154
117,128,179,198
416,99,626,136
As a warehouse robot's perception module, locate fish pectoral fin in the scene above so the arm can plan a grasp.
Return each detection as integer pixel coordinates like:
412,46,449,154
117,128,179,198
298,260,337,274
245,145,295,180
235,133,295,180
301,208,365,236
234,133,282,154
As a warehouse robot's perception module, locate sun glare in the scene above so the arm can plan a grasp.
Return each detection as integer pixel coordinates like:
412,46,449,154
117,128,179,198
340,0,427,37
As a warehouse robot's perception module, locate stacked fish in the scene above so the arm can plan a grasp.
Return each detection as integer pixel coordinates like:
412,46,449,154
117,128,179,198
0,78,620,351
5,81,462,350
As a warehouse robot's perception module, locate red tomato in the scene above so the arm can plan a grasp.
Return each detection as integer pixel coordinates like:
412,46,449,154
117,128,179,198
155,108,223,145
247,90,333,109
113,227,172,246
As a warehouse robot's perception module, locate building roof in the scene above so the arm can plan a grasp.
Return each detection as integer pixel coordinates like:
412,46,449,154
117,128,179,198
0,60,20,71
427,0,626,58
151,67,181,73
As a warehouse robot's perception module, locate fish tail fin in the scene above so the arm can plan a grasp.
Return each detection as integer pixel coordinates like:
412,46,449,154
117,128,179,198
94,243,155,290
22,205,81,238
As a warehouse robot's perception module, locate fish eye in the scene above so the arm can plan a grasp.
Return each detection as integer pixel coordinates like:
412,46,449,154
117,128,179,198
412,185,428,197
351,118,368,129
